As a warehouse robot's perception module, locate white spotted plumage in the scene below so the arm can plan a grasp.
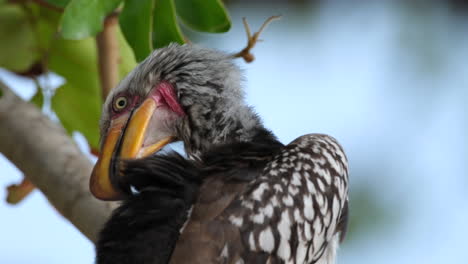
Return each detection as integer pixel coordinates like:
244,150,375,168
229,215,244,227
259,227,275,253
221,134,349,264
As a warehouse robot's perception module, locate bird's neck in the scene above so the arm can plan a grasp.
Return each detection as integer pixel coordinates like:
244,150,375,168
186,105,282,157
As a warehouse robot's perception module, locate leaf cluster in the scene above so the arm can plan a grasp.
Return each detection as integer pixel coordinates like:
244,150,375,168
0,0,231,150
58,0,230,61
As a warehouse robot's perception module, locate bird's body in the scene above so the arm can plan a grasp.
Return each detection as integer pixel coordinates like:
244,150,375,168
91,44,349,264
171,134,348,264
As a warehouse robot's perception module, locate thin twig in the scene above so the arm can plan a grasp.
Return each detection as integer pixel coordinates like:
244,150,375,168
6,178,35,204
96,13,120,101
231,15,281,63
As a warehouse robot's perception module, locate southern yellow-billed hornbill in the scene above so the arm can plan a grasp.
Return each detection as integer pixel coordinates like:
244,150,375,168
91,44,349,264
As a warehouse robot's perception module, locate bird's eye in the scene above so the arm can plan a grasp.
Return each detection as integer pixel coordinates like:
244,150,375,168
113,96,128,111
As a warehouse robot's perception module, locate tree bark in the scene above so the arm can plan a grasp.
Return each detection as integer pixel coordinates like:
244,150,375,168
0,80,115,243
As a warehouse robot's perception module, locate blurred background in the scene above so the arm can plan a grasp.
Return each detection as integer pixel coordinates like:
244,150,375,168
1,0,467,263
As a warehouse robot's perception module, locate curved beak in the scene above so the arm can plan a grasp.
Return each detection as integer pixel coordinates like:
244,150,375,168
90,98,176,201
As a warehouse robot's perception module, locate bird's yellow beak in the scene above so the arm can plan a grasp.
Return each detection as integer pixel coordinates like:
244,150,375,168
90,98,176,201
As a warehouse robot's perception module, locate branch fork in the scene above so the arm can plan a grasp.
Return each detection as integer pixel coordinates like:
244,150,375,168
232,15,281,63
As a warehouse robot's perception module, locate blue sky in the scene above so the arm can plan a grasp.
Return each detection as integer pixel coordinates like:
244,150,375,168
1,1,467,263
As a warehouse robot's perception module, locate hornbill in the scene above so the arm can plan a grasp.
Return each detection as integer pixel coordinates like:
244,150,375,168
90,43,349,264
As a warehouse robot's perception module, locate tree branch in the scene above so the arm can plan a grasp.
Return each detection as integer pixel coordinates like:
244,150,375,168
0,80,115,243
96,13,119,101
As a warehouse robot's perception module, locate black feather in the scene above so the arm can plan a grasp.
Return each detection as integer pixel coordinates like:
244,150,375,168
96,139,282,264
96,152,201,264
201,141,283,182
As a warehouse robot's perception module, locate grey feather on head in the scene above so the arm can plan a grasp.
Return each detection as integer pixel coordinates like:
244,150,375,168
100,43,272,157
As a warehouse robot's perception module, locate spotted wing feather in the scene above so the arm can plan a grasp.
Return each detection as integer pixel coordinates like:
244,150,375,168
171,134,349,264
222,134,349,264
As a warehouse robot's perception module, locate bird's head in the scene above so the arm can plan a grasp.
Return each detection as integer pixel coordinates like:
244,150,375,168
90,43,267,201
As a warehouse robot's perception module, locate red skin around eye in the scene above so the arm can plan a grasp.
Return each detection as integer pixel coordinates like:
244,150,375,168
110,82,184,119
152,82,186,116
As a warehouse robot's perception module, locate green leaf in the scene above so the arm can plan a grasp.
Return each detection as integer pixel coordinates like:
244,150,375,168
174,0,230,33
60,0,122,39
120,0,153,62
0,5,39,72
0,0,136,149
49,37,102,147
43,0,71,8
0,4,60,72
153,0,184,49
30,90,44,108
48,30,136,149
36,7,63,53
54,81,102,148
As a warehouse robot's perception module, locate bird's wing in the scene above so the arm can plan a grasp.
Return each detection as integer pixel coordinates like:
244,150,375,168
170,134,349,264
